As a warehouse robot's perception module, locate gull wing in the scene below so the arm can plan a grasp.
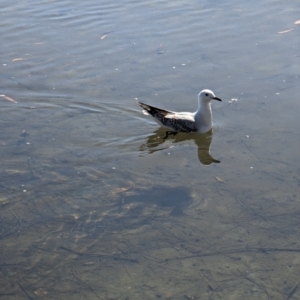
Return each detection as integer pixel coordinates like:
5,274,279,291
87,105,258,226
138,102,196,132
164,113,197,132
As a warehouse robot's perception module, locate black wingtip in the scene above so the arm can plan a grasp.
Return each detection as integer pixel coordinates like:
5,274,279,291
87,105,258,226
138,101,151,111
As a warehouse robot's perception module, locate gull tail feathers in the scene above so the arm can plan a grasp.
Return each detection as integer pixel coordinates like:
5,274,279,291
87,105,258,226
137,102,150,115
138,102,171,117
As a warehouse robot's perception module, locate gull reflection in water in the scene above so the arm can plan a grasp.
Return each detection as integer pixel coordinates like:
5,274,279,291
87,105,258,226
140,128,220,165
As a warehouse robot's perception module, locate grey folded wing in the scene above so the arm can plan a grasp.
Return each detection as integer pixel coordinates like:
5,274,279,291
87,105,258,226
138,102,197,132
163,115,197,132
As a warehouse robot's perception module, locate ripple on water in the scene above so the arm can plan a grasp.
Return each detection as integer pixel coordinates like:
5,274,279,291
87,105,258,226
212,120,224,136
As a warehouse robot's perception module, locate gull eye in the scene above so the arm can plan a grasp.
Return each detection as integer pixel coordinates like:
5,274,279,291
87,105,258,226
205,93,209,96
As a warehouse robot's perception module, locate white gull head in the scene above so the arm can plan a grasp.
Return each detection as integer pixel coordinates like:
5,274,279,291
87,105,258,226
195,89,222,133
198,89,222,103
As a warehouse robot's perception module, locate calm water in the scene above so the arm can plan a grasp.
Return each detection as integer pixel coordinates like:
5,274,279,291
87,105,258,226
1,0,300,299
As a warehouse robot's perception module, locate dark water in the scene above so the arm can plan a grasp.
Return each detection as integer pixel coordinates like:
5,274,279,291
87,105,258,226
1,0,300,299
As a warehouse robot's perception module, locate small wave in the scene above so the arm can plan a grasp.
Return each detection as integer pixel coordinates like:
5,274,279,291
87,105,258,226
212,120,224,136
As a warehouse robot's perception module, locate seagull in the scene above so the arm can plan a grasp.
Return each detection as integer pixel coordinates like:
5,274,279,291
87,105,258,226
138,89,222,138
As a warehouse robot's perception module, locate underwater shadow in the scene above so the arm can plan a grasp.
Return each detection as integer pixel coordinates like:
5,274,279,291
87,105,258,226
122,185,193,217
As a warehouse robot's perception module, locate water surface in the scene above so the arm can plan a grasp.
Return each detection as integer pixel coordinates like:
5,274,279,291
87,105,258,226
1,0,300,299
